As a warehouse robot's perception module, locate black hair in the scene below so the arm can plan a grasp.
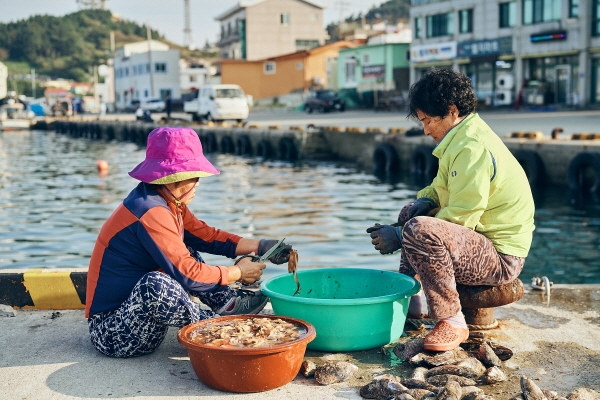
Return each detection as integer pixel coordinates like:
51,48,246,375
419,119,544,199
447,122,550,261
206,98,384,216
407,68,477,119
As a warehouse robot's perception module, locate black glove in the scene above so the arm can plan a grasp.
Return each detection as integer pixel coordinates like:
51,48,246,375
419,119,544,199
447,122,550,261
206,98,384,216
258,239,292,265
406,197,438,219
366,223,402,255
397,203,413,226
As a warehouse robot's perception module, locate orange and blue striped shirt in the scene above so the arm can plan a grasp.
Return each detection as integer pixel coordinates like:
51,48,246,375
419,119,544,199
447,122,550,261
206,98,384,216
85,183,241,318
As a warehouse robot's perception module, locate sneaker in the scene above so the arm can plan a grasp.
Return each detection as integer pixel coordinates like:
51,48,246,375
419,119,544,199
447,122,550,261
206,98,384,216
423,320,470,352
216,288,269,316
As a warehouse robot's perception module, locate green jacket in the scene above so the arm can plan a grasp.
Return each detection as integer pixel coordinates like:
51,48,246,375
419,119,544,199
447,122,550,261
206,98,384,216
418,113,535,257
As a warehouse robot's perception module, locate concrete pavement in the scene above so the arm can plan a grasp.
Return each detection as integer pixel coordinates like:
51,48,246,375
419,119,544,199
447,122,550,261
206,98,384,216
2,285,600,399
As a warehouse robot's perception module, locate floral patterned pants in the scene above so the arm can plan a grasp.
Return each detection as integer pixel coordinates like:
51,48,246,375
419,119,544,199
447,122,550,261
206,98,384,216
88,271,235,358
400,216,525,319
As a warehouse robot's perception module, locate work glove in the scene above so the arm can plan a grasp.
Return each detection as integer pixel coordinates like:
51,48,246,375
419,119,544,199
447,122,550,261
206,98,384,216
397,203,413,226
406,197,438,219
258,239,293,265
366,223,403,255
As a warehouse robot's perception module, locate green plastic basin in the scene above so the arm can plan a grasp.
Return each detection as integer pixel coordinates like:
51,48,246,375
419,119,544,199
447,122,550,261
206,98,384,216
261,268,420,352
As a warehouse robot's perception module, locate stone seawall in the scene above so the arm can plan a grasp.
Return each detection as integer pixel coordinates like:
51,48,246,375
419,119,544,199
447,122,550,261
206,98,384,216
44,119,600,191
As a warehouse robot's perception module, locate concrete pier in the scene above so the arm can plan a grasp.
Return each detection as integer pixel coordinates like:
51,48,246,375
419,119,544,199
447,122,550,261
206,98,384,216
44,118,600,192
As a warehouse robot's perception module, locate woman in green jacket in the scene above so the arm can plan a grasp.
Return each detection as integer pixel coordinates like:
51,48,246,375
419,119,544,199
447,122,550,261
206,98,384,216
368,68,535,352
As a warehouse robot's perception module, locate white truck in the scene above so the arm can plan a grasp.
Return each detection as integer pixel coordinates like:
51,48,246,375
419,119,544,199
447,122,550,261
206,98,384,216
183,84,249,123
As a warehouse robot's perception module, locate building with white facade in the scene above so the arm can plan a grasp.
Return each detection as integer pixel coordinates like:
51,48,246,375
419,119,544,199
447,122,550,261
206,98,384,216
0,62,7,99
179,59,210,94
215,0,329,61
113,40,181,110
410,0,600,108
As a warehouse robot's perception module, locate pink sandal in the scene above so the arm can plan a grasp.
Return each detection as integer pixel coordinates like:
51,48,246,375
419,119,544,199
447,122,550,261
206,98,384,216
424,321,469,352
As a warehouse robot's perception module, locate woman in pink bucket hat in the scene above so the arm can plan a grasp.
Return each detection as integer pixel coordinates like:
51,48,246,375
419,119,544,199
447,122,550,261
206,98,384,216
86,127,293,358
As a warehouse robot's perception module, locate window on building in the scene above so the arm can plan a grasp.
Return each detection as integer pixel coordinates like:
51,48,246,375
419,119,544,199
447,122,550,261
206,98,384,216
281,13,290,25
264,62,276,74
414,17,422,38
311,13,319,21
569,0,579,17
363,53,370,65
344,57,357,85
594,0,600,35
144,90,148,97
146,63,150,73
523,0,561,24
426,12,454,38
125,67,129,76
295,39,319,51
459,9,473,33
296,62,303,70
159,89,172,99
155,63,167,73
190,75,197,82
499,2,517,27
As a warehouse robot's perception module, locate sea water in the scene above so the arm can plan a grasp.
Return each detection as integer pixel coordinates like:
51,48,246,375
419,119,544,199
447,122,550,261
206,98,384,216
1,130,599,284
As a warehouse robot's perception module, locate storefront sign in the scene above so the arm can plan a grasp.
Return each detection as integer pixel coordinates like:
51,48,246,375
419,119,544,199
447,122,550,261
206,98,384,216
530,31,567,43
410,42,457,63
457,37,512,58
362,64,385,78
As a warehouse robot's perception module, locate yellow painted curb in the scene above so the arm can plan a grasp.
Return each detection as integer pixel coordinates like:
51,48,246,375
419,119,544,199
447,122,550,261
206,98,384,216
22,269,85,309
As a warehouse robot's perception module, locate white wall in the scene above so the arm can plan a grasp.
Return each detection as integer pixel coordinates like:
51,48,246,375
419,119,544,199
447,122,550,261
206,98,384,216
114,48,181,110
0,62,7,99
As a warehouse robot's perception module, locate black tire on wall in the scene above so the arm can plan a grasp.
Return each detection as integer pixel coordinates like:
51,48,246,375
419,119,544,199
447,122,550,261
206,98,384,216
373,143,399,177
410,145,438,183
278,137,298,161
567,152,600,194
405,126,424,137
512,149,546,187
220,136,235,154
256,139,273,159
236,135,253,156
202,131,217,153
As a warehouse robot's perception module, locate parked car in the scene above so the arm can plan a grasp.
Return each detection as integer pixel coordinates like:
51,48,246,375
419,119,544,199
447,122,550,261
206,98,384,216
140,98,166,112
304,90,345,113
183,84,249,123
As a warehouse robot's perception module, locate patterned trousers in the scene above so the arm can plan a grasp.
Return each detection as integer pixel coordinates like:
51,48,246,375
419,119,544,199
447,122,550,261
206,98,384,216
400,216,525,320
88,271,236,358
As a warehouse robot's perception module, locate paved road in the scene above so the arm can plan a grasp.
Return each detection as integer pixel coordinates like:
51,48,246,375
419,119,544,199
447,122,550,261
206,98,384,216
107,108,600,139
245,108,600,138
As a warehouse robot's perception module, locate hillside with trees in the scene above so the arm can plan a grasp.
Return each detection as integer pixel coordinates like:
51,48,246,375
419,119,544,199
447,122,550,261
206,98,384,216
0,9,216,84
327,0,411,42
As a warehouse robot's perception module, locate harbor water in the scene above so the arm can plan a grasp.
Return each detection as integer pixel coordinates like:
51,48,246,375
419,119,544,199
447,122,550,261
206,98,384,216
1,129,600,284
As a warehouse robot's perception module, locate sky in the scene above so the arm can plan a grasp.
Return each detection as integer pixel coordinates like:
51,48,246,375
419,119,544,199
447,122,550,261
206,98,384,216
0,0,377,49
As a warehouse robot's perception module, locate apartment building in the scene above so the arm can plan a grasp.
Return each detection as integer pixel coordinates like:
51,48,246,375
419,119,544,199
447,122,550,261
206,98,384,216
410,0,600,108
215,0,328,61
113,40,181,110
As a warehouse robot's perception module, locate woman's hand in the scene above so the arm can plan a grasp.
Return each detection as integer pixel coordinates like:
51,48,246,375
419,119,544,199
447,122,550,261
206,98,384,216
228,256,266,285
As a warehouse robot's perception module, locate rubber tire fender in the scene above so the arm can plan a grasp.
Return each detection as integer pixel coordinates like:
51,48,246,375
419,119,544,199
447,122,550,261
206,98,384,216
410,145,438,182
567,152,600,194
256,139,273,159
512,149,546,186
278,137,298,161
220,135,235,154
202,131,218,153
373,143,399,177
236,135,253,156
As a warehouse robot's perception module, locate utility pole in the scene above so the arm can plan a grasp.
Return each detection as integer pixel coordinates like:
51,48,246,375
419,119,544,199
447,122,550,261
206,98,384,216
31,68,36,98
147,24,155,99
335,0,351,40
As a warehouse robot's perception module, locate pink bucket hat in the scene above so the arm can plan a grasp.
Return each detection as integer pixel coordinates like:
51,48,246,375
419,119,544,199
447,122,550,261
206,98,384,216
129,127,219,184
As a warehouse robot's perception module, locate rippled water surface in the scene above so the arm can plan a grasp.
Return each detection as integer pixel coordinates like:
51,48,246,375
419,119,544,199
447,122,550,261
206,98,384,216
2,130,600,284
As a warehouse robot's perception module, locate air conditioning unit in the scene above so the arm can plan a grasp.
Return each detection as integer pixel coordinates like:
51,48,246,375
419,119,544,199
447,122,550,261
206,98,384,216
494,90,513,106
496,74,515,90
